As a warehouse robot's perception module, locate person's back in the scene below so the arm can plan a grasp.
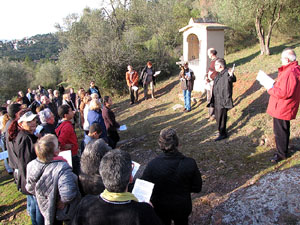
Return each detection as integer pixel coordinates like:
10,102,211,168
73,194,161,225
141,128,202,225
72,149,162,225
142,151,201,216
79,138,111,196
26,134,80,225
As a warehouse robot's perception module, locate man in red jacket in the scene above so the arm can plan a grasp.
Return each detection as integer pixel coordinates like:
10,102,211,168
267,48,300,163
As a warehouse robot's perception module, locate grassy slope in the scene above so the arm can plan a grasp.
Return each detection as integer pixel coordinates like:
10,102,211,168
1,39,300,224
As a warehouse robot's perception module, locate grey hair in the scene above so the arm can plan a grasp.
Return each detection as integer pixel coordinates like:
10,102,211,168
282,48,296,62
39,108,52,124
158,128,179,152
215,58,226,68
100,149,132,192
80,139,111,175
208,48,217,56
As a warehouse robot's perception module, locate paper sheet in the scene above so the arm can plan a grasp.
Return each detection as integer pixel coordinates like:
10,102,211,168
132,86,138,91
154,71,161,77
58,150,72,167
34,125,43,136
0,151,8,160
256,70,275,90
119,125,127,131
131,161,140,178
132,179,154,203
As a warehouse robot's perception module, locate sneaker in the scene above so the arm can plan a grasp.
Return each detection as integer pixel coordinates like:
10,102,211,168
185,109,191,112
183,108,187,112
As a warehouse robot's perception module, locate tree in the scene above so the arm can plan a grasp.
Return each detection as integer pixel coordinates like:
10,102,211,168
0,59,30,103
255,0,283,55
34,62,62,89
212,0,298,55
56,0,198,93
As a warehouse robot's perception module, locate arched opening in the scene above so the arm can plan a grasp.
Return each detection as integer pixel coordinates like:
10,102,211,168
187,34,200,62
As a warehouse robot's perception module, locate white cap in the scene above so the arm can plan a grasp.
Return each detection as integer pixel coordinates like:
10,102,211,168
18,111,37,123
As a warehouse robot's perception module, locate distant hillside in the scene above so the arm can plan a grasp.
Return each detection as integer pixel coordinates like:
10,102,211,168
0,33,61,61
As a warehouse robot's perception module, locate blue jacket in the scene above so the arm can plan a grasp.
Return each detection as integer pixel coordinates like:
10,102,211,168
87,110,107,141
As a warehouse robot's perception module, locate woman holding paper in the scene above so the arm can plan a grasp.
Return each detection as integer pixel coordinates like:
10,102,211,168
142,128,202,225
126,65,139,105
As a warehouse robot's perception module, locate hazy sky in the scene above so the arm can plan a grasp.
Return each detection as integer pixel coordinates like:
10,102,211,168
0,0,101,40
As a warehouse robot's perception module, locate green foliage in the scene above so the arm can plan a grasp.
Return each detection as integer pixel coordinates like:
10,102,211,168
33,62,62,89
212,0,300,54
0,59,31,103
0,33,61,61
57,0,197,94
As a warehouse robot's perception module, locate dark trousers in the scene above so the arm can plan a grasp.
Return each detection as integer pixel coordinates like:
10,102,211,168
129,87,138,103
72,155,81,176
273,118,290,159
215,107,228,136
108,130,120,149
156,212,188,225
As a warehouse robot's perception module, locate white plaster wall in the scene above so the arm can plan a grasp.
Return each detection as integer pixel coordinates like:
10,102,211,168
207,30,225,69
182,28,225,92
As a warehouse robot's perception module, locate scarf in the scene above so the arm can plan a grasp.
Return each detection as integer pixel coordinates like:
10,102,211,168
101,189,138,202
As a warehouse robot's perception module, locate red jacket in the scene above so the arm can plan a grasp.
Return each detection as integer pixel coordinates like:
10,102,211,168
267,61,300,120
55,120,78,156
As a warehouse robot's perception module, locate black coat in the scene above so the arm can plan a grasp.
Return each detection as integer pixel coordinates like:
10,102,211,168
141,66,156,86
208,68,236,109
8,130,38,194
71,195,162,225
141,151,202,217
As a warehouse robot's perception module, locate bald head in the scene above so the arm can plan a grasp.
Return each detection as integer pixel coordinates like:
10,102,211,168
281,48,296,65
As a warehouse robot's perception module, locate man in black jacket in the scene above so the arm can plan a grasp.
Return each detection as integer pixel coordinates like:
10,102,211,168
142,128,202,225
208,58,236,141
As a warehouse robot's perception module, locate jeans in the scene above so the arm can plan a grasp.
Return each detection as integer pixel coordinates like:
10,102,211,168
183,90,191,111
0,136,13,173
27,195,44,225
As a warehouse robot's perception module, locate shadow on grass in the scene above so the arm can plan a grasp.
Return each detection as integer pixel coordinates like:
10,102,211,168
155,80,179,100
269,42,300,56
0,178,14,187
0,198,27,221
229,51,260,68
0,173,14,187
234,72,277,107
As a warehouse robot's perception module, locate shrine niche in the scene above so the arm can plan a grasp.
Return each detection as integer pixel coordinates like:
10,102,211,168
179,18,227,92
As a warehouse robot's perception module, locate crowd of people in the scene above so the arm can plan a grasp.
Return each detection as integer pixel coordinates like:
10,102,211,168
0,72,202,225
0,48,299,224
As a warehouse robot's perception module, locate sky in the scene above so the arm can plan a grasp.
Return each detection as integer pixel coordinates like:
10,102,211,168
0,0,102,40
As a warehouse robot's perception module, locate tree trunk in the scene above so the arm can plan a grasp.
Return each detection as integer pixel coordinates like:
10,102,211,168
255,7,265,55
265,3,282,55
